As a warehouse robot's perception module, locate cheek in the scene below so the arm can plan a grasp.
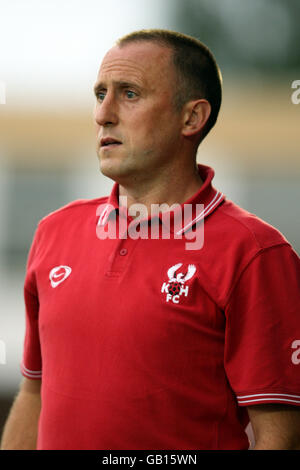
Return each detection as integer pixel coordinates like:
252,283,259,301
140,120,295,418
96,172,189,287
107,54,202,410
122,102,176,146
133,108,173,134
125,113,155,142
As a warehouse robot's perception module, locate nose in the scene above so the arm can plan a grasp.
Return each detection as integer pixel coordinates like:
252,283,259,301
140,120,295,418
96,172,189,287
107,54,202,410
94,92,119,127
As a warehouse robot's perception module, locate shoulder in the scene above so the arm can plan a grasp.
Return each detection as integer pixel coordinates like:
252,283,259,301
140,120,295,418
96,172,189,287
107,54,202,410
201,197,299,309
216,198,290,251
37,196,109,232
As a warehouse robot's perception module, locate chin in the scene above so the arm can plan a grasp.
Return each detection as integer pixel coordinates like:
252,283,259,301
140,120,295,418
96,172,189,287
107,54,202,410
99,157,130,182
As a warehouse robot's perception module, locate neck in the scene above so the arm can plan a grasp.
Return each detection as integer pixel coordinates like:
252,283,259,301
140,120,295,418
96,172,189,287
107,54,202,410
118,161,203,216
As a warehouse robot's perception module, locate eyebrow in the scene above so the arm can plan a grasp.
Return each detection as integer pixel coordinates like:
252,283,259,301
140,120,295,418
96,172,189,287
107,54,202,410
93,80,142,95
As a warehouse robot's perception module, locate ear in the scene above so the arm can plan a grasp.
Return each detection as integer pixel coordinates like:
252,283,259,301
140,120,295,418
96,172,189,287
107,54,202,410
181,99,211,138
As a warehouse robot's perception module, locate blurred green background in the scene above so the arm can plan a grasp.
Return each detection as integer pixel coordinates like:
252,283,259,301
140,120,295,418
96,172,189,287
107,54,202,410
0,0,299,447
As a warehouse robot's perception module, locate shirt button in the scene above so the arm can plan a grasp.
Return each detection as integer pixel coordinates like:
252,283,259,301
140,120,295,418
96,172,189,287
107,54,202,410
119,248,128,256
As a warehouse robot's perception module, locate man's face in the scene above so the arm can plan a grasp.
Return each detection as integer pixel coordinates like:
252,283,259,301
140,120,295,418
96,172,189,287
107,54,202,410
93,41,184,182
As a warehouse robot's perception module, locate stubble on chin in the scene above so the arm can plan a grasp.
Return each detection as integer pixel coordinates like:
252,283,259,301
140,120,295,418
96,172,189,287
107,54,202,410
97,147,156,183
98,154,132,182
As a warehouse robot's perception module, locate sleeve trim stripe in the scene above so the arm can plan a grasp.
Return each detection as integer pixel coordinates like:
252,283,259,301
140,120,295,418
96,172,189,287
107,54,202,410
22,364,42,374
21,369,42,379
237,392,300,400
21,363,42,377
238,397,300,405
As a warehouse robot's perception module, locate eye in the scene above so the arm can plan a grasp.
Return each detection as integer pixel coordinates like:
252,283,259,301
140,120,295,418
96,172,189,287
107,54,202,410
125,90,137,99
96,91,106,102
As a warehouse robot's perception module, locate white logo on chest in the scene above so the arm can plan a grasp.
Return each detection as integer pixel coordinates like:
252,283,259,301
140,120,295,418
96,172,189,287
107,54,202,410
49,266,72,288
161,263,196,304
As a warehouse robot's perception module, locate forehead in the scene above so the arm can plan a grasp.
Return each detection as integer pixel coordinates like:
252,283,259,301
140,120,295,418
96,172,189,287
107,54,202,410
96,42,173,87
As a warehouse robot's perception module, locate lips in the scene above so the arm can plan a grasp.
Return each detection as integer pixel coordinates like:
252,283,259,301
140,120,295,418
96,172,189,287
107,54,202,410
100,137,122,147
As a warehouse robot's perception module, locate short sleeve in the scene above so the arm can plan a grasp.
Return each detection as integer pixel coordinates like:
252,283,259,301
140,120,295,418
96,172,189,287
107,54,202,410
20,226,42,379
224,243,300,406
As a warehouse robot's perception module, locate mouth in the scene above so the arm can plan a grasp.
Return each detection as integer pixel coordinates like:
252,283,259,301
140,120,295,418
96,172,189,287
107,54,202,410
100,137,122,149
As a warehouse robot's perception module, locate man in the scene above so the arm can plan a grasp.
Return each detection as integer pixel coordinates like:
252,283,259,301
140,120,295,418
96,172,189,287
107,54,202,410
1,29,300,450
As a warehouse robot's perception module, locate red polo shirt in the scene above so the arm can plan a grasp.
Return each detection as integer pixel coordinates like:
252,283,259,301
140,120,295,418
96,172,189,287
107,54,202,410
21,164,300,450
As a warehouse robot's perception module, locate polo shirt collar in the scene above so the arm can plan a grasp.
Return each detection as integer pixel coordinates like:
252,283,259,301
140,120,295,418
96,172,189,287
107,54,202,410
97,164,225,235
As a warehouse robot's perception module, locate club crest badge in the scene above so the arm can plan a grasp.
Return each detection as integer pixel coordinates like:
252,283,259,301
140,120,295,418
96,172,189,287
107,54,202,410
161,263,196,304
